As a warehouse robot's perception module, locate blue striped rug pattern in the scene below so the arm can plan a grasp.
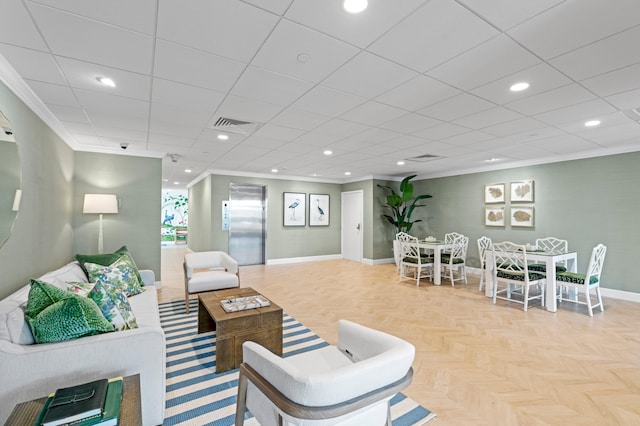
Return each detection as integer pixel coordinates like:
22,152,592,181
159,300,436,426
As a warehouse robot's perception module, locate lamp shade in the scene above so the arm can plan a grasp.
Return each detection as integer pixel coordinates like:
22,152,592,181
83,194,118,214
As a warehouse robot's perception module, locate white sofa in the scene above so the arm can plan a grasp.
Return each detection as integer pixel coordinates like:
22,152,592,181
0,261,166,425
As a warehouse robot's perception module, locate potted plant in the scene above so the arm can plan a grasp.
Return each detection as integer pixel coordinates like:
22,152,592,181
377,175,432,265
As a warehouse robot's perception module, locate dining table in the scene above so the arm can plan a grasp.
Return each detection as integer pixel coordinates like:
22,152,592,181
417,239,454,286
484,248,578,312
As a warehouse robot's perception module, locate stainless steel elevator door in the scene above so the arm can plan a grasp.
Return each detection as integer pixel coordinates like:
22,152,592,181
228,183,266,266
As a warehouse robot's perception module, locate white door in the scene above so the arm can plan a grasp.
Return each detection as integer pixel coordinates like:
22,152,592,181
341,190,363,262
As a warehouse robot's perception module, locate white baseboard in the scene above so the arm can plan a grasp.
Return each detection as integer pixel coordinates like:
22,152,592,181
266,254,342,265
364,257,395,265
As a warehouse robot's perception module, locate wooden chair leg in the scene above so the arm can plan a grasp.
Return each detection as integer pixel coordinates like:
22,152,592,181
235,368,248,426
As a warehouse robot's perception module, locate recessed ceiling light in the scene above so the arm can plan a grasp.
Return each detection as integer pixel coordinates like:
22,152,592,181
297,53,310,64
217,134,229,140
173,181,179,185
344,171,351,176
510,82,529,92
323,150,333,156
96,77,115,87
485,158,500,163
185,169,192,173
397,161,405,166
162,179,168,182
585,120,601,127
312,173,320,177
271,168,278,173
343,0,368,13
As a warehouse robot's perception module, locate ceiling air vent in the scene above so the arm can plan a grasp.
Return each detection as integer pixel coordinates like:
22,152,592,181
406,154,442,163
210,117,260,135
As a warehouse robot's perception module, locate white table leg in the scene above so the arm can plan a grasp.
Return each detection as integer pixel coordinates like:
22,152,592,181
545,258,557,312
433,247,441,285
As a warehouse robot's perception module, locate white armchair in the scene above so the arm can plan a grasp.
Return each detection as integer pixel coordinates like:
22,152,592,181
235,320,415,426
183,251,239,313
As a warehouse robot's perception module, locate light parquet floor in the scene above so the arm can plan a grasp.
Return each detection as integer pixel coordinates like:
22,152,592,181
158,244,640,425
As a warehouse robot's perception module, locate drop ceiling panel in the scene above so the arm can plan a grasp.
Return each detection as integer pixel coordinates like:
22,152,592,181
469,62,573,106
580,62,640,97
24,80,79,107
269,108,330,131
28,3,153,74
216,94,283,123
427,35,540,91
549,25,640,81
46,104,88,123
380,113,441,134
252,123,305,141
321,51,418,99
151,79,225,113
505,84,597,116
453,107,524,130
339,101,407,126
604,88,640,111
578,122,640,146
312,119,369,141
153,40,245,92
457,0,565,30
1,1,48,50
528,134,601,154
480,117,548,138
507,0,640,60
240,136,288,150
0,45,66,85
57,57,151,101
368,0,499,72
441,130,494,147
150,102,211,128
242,0,293,15
157,0,278,63
375,75,461,112
412,123,469,140
418,93,495,122
148,121,203,139
31,0,158,35
285,0,429,48
251,19,359,83
291,86,365,117
533,99,618,127
230,66,314,106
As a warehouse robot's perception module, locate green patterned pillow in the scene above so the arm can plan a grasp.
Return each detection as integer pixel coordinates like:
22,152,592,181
24,280,75,319
27,296,114,343
88,281,137,331
84,255,145,297
75,246,143,285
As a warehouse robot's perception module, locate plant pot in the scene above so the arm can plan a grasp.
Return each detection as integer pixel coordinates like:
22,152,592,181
393,239,401,267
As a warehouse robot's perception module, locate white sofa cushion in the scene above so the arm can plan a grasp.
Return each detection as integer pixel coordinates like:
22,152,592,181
38,262,89,289
187,270,239,293
0,306,34,344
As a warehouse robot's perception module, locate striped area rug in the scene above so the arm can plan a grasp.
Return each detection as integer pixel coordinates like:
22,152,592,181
160,300,436,425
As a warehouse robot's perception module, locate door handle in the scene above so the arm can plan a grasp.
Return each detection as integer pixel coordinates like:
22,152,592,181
356,224,361,230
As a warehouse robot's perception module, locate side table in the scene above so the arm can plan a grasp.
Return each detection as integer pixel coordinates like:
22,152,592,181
4,374,142,426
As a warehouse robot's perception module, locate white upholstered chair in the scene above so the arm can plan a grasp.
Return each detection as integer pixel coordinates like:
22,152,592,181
183,251,239,313
492,241,545,311
235,320,415,426
477,236,492,291
556,243,606,316
397,232,433,286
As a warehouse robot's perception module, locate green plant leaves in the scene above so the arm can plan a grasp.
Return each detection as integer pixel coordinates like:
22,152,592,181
377,175,431,234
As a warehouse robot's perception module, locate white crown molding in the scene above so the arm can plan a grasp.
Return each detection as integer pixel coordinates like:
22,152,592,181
187,168,345,188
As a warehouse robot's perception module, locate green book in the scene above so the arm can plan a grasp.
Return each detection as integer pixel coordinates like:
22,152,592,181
34,377,122,426
40,379,108,426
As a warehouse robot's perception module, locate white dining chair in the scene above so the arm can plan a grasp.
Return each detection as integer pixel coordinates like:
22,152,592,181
441,235,468,286
529,237,568,274
398,233,433,286
492,241,545,311
556,243,606,316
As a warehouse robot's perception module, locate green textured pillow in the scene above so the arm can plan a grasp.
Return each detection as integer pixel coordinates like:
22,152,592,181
24,279,75,319
28,296,114,343
75,246,143,285
84,255,145,297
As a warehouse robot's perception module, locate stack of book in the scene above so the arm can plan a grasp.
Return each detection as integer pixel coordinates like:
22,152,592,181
35,377,123,426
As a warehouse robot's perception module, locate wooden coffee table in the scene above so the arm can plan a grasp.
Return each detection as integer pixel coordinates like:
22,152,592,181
198,287,283,373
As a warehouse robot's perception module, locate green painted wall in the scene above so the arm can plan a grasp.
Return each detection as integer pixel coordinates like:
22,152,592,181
0,80,162,299
402,153,640,294
187,175,213,252
73,152,162,278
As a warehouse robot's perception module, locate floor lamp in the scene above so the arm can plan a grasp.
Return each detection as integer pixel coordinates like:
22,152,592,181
83,194,118,254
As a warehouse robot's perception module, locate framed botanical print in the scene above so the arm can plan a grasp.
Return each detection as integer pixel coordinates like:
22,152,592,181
511,205,534,227
485,206,505,227
283,192,306,226
510,180,534,202
309,194,329,226
484,183,505,203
